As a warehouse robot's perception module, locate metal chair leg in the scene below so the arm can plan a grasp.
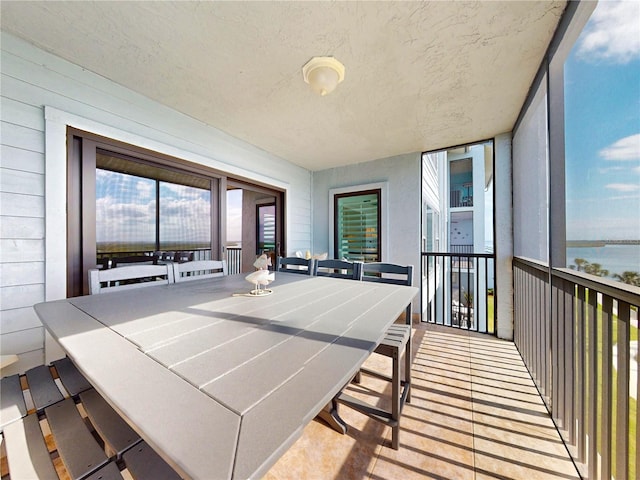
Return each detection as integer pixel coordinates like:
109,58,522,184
391,349,400,450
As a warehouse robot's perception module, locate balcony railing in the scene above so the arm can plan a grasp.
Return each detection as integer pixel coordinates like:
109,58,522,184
225,246,242,274
450,244,474,254
450,183,473,207
513,257,639,480
422,252,495,334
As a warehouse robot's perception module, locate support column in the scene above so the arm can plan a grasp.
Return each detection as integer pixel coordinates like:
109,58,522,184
494,132,514,340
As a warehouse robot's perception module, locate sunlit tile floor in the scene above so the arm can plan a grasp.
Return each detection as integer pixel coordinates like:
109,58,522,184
265,323,580,480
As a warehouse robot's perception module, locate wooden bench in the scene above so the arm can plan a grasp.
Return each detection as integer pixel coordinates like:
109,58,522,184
0,374,27,430
45,398,110,479
3,414,58,480
25,365,64,412
1,360,179,480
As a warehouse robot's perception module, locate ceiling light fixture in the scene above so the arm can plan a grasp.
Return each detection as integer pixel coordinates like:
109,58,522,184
302,56,345,96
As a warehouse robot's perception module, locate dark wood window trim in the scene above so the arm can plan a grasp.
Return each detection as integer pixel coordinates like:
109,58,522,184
333,188,382,262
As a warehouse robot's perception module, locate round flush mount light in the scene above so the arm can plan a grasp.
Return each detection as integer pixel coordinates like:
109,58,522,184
302,56,345,96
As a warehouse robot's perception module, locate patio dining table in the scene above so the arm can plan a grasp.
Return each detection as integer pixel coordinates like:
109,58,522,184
34,272,417,479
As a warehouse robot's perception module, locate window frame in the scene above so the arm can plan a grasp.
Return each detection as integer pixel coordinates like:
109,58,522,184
329,182,388,262
256,201,277,255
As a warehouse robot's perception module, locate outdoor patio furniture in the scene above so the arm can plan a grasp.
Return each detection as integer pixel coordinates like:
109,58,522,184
173,259,227,281
154,251,176,262
112,255,159,267
3,414,60,480
34,272,417,479
275,256,314,274
0,374,26,430
338,262,414,449
313,258,363,280
173,251,195,263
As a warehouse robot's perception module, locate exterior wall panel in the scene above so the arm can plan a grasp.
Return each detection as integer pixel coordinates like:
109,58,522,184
0,217,44,239
0,239,45,262
0,262,44,287
1,145,44,174
0,169,44,195
1,307,43,335
0,192,44,218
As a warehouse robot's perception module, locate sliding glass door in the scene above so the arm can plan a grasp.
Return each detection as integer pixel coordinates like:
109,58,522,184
226,181,283,273
67,129,283,295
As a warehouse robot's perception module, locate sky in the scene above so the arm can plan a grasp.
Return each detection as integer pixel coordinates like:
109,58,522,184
227,189,243,244
96,169,211,244
564,0,640,241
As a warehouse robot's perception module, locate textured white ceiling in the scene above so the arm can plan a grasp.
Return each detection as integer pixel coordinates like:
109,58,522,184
1,1,565,170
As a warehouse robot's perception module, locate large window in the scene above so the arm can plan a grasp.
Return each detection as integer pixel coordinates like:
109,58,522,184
421,150,442,277
96,152,212,257
511,3,638,477
334,190,381,262
563,0,640,284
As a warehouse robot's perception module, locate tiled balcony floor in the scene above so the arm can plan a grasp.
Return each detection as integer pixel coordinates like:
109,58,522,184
265,323,580,480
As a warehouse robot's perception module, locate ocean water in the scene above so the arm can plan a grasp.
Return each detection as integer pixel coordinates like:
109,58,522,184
566,245,640,277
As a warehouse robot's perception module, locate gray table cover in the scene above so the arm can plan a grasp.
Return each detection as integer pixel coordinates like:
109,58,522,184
35,273,417,479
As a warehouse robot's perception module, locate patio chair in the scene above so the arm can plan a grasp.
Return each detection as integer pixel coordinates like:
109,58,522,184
45,398,111,479
275,256,313,275
337,262,413,450
25,364,64,412
111,254,159,268
155,251,175,260
173,251,194,263
1,364,111,480
88,264,174,294
173,260,227,282
313,258,362,280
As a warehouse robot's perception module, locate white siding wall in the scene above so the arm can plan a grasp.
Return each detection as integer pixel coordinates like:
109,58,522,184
0,33,312,374
311,153,421,311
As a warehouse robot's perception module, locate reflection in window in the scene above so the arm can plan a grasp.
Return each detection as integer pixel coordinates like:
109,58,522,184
449,158,473,208
96,169,156,254
334,190,381,262
159,182,211,252
96,153,212,258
